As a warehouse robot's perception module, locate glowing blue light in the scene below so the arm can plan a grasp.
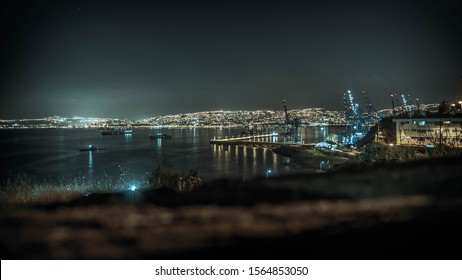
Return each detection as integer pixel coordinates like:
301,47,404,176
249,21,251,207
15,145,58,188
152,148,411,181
131,185,137,191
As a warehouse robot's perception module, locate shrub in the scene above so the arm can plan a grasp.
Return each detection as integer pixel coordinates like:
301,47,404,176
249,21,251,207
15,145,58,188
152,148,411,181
146,158,204,192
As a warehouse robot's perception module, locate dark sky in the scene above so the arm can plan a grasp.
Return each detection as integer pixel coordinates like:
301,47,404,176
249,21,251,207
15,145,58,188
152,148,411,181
1,0,461,119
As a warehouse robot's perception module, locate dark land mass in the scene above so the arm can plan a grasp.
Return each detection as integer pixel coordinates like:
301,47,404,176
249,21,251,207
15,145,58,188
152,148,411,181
272,145,354,171
1,156,462,259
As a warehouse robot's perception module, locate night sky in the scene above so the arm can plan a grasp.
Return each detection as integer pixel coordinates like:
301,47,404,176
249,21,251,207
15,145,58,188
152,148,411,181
1,0,461,119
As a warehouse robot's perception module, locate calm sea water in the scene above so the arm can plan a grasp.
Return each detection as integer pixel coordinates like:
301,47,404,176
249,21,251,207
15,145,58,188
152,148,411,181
0,127,344,186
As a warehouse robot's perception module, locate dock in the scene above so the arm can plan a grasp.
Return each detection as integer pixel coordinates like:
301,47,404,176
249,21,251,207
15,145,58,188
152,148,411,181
210,133,315,149
211,133,275,142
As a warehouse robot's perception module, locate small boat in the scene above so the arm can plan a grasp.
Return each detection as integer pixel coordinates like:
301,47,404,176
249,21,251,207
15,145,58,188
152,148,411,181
124,129,133,135
149,133,172,139
79,145,105,152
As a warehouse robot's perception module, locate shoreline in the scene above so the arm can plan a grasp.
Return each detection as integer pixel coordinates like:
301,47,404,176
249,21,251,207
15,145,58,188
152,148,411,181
272,145,355,171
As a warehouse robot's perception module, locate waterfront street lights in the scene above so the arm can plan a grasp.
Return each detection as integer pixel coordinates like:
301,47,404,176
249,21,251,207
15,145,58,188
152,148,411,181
266,169,272,178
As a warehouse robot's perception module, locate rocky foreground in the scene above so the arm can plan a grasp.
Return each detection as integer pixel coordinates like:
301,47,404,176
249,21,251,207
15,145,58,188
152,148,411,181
1,157,462,259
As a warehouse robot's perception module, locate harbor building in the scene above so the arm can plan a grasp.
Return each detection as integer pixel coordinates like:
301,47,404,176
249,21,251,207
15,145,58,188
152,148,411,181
393,115,462,148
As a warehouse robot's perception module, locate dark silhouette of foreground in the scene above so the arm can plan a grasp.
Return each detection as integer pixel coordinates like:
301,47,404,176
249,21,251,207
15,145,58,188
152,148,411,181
1,157,462,259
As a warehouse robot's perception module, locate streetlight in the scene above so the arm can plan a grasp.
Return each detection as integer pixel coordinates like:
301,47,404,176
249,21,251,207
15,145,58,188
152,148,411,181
266,169,272,178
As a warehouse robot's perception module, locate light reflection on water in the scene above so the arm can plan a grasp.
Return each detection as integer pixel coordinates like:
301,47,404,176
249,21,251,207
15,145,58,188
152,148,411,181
87,150,94,184
209,140,292,179
124,133,132,143
156,138,162,149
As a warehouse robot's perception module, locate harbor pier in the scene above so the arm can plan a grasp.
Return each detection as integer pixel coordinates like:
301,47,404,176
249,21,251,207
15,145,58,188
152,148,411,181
210,133,315,149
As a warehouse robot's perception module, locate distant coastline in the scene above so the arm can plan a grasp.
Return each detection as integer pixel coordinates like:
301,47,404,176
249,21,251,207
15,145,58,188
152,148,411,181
0,104,440,129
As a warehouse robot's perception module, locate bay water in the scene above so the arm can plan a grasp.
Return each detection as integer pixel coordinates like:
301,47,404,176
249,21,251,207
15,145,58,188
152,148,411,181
0,127,344,188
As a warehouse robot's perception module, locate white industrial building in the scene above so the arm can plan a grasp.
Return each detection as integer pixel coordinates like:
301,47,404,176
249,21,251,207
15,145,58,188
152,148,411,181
393,115,462,148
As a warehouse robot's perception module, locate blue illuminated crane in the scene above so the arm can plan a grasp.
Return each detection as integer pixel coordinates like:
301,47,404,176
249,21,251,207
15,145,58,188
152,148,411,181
343,90,381,145
343,90,362,144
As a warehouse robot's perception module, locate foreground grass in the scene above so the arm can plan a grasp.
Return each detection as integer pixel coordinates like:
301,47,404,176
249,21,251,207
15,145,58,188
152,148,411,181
1,159,204,208
0,172,146,208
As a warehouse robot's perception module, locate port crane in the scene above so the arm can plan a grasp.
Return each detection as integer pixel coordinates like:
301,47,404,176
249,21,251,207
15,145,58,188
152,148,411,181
390,94,397,115
390,93,419,116
343,90,362,144
282,99,301,143
283,99,291,126
362,91,378,115
415,97,420,113
362,91,380,125
390,93,405,115
343,90,361,133
343,90,382,145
